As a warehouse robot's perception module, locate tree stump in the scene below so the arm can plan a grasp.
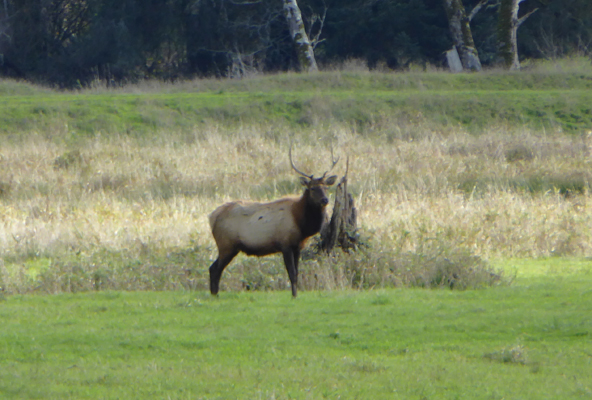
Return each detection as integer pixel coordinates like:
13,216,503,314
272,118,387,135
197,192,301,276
320,158,358,253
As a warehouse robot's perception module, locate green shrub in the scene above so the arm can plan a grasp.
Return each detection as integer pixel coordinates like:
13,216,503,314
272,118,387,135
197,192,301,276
299,237,506,292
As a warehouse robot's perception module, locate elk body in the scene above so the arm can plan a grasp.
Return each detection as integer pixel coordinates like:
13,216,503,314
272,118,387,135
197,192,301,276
208,147,338,297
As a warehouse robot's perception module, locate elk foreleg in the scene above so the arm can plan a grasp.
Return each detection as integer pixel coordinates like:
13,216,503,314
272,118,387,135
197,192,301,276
293,246,301,276
209,250,238,295
282,247,299,298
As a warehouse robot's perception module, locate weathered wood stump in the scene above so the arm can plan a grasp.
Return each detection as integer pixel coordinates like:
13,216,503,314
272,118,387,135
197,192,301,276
320,158,359,253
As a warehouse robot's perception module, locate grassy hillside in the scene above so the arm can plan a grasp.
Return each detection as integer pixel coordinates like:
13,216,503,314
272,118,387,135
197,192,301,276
1,58,592,135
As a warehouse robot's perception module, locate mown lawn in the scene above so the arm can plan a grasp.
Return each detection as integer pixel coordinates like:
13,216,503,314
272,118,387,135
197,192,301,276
1,259,590,400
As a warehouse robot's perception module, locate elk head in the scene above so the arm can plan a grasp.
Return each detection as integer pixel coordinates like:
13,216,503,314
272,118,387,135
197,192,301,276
289,144,339,206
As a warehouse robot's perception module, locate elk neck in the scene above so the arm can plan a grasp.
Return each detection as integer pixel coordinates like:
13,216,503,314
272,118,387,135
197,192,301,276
294,188,327,239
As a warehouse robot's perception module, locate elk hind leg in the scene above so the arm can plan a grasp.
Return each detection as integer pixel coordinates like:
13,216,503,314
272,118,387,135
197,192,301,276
282,247,299,298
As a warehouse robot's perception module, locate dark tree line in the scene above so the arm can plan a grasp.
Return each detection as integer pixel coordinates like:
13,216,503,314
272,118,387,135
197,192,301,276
0,0,590,87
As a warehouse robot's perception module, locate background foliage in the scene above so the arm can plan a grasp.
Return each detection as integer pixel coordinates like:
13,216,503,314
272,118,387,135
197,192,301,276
0,0,591,86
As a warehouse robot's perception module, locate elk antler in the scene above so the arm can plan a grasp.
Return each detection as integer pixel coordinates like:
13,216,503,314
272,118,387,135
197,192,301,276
289,143,313,179
320,145,340,179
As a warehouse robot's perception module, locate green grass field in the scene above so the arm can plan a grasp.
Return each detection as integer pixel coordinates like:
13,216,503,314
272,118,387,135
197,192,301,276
1,259,591,399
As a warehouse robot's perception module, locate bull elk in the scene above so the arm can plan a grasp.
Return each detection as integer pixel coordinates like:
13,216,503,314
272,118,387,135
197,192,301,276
208,145,339,297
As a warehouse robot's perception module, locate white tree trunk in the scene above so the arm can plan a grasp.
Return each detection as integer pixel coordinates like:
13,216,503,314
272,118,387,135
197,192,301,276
498,0,537,70
443,0,482,71
283,0,319,72
508,0,521,70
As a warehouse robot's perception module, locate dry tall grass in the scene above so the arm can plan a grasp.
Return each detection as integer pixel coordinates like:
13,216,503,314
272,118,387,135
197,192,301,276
1,123,591,293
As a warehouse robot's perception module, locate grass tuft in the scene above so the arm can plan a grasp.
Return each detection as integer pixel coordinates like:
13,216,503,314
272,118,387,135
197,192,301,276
505,144,534,162
484,344,529,365
53,149,84,169
0,180,11,198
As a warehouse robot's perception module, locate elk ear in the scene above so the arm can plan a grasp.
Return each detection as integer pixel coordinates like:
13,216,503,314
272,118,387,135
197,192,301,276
299,176,310,187
325,175,338,186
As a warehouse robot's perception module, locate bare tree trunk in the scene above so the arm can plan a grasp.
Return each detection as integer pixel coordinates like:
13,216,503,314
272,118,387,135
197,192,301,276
497,0,538,70
282,0,319,72
497,0,519,70
443,0,482,71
